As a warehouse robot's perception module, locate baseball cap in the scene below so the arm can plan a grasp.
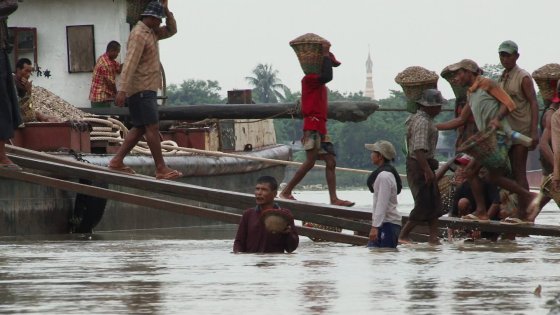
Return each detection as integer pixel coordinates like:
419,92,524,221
498,40,518,54
141,1,166,20
447,59,482,74
365,140,396,161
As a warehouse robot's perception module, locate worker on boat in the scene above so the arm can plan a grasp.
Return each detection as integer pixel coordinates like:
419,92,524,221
0,1,22,171
14,58,60,123
108,0,183,180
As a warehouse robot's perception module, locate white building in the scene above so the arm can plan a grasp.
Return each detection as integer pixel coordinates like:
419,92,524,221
7,0,132,108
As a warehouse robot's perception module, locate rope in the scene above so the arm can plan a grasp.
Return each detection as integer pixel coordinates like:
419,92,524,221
82,115,375,174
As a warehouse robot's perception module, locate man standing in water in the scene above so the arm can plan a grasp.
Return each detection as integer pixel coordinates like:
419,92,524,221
234,176,299,253
279,41,354,207
365,140,402,248
108,0,183,180
399,89,444,245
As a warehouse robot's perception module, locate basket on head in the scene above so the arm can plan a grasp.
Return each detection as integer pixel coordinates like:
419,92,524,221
532,63,560,101
395,66,439,103
289,33,328,75
126,0,152,25
260,209,293,234
457,127,508,171
541,174,560,207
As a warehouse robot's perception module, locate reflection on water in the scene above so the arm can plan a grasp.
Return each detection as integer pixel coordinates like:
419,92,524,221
0,190,559,314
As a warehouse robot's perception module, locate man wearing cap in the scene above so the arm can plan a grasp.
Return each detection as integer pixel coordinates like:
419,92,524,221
365,140,402,248
109,0,183,180
279,41,354,207
399,89,444,245
497,40,540,196
437,59,537,223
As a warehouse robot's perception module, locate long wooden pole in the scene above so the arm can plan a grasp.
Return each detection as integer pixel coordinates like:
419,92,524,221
8,146,560,237
7,152,373,232
0,170,368,245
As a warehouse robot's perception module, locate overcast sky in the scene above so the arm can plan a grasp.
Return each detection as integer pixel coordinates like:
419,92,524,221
159,0,560,100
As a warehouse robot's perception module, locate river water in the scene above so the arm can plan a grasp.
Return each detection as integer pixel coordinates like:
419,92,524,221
1,189,559,314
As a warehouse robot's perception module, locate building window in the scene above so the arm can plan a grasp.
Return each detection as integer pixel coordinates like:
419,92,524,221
66,25,95,73
8,27,38,71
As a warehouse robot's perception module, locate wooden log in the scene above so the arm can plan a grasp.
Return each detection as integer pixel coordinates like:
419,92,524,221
81,101,379,123
0,170,368,245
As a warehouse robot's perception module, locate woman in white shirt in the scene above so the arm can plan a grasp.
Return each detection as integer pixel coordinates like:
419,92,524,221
365,140,402,248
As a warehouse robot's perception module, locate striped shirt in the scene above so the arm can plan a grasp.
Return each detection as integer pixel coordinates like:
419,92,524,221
119,13,177,96
89,53,120,102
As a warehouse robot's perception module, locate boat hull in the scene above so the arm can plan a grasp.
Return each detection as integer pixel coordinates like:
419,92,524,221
0,145,290,236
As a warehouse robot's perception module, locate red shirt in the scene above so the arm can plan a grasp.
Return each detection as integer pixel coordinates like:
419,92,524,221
301,74,328,135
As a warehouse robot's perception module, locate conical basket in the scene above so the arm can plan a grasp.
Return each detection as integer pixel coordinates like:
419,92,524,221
289,33,328,75
457,127,508,171
532,63,560,101
541,174,560,207
395,66,439,112
126,0,152,25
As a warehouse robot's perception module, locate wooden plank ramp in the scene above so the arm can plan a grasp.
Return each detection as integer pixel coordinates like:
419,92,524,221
0,169,368,246
5,145,560,239
6,145,372,233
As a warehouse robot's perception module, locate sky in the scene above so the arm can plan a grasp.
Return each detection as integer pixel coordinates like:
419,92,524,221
159,0,560,101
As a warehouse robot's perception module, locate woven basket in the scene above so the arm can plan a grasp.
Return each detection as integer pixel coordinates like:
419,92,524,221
18,96,36,123
458,127,508,170
399,80,438,103
532,63,560,101
541,174,560,207
126,0,152,25
534,78,558,101
290,33,328,75
438,175,455,214
395,66,439,103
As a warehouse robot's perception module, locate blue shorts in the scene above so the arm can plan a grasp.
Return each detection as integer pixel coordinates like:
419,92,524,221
367,222,401,248
127,90,158,127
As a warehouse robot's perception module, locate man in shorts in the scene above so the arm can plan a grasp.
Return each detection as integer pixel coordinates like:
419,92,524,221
108,0,182,180
279,41,354,207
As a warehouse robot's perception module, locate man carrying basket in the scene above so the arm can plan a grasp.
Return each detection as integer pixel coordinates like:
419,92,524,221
280,34,354,207
437,59,536,224
398,89,444,245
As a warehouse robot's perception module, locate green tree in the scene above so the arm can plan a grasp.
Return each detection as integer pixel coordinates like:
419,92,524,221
481,63,504,81
245,64,287,103
167,79,225,105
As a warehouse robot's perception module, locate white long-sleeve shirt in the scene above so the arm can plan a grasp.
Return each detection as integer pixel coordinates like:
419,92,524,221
372,171,401,227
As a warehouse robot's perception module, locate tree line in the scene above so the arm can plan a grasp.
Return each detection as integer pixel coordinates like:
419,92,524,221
165,63,546,187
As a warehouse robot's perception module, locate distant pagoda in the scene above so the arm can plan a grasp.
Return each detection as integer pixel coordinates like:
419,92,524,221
364,50,375,100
